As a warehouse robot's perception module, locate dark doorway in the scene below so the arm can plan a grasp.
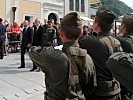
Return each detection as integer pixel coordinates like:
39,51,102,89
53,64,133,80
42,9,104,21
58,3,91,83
25,16,30,22
48,13,57,24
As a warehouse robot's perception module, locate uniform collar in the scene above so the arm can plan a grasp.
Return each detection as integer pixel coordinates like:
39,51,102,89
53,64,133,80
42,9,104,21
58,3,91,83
97,31,110,37
63,41,79,47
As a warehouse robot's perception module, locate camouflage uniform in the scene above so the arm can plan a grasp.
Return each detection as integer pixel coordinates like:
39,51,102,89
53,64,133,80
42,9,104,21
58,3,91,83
29,12,96,100
79,7,122,100
115,14,133,100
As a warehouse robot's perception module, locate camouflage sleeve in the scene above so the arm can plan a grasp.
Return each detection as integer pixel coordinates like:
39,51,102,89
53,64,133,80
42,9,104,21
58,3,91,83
114,38,123,52
85,54,97,95
86,54,97,86
28,46,47,72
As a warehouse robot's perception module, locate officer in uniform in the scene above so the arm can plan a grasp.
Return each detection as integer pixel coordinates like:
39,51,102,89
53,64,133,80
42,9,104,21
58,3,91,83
117,13,133,53
79,6,122,100
29,12,96,99
0,18,5,59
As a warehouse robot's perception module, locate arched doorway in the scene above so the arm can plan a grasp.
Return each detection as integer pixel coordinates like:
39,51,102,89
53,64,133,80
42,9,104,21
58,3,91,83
48,13,58,24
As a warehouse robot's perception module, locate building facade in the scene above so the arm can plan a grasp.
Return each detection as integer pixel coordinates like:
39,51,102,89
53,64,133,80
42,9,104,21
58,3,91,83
0,0,91,25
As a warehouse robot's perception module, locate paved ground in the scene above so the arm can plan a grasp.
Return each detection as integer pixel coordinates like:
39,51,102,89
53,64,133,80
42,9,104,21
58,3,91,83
0,53,45,100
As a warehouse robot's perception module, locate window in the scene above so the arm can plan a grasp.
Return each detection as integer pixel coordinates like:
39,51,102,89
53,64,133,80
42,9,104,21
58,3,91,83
75,0,79,11
25,16,30,22
24,15,34,26
69,0,74,10
81,0,85,12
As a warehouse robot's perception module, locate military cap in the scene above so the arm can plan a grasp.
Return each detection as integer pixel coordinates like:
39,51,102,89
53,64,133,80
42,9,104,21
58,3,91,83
96,6,116,24
122,13,133,25
61,12,82,27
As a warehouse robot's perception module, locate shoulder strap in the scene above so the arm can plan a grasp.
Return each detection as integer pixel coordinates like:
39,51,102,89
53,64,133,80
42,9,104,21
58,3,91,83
100,36,114,55
100,36,121,55
64,47,85,99
128,35,133,43
129,35,133,39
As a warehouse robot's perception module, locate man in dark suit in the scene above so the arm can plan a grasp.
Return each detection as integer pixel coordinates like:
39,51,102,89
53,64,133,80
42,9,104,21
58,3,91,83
0,18,6,59
18,20,33,68
30,18,44,71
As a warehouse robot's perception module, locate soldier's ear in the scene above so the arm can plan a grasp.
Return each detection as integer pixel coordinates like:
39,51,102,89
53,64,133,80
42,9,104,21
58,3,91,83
120,22,127,35
59,28,64,37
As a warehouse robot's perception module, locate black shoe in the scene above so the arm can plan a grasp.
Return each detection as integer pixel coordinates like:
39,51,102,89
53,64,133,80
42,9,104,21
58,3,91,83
18,66,25,68
30,68,37,72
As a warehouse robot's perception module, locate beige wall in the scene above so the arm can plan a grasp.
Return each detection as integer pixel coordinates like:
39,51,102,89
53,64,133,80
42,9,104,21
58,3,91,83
0,0,6,20
18,0,41,24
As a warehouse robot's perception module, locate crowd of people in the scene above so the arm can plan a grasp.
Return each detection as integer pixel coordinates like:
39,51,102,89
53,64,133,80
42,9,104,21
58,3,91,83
0,6,133,100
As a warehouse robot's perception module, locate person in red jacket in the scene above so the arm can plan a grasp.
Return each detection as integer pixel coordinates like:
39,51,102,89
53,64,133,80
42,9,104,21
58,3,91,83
10,22,20,52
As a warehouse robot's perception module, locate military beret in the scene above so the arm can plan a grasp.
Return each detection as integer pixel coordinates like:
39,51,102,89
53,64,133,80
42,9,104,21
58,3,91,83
96,6,116,24
61,12,82,27
123,13,133,25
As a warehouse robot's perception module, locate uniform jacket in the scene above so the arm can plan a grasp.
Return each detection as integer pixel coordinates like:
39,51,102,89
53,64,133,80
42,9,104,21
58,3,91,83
79,33,122,96
28,41,95,99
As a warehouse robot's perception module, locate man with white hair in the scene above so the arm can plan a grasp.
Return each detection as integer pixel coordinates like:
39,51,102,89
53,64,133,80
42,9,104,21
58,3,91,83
18,20,33,68
30,18,44,71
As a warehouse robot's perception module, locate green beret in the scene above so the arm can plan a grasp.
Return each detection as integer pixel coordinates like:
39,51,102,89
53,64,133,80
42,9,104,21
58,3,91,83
123,13,133,25
61,12,82,27
96,6,116,24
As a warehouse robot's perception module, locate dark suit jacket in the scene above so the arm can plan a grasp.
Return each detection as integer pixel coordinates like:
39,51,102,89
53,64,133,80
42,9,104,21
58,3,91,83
32,25,44,46
22,26,33,47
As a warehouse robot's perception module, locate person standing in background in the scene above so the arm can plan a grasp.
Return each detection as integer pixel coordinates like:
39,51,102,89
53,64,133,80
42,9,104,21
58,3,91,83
18,20,33,68
44,20,56,46
30,18,44,72
0,18,6,59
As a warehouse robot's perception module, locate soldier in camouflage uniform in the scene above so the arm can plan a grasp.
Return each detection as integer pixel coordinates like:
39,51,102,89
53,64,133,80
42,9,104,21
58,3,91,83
117,13,133,53
79,6,122,100
111,14,133,100
0,18,5,59
28,12,96,100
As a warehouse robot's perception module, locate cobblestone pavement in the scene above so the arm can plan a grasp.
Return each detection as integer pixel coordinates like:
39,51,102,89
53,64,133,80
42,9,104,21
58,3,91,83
0,53,45,100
